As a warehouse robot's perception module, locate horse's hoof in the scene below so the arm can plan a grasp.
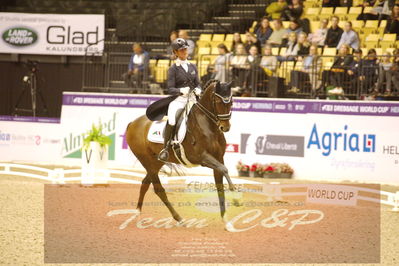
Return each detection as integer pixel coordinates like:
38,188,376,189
225,221,235,232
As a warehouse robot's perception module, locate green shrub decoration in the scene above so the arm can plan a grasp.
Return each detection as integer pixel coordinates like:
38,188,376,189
82,122,112,150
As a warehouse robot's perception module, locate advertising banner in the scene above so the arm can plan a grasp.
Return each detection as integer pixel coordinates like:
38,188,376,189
59,92,399,185
0,12,104,55
0,116,61,163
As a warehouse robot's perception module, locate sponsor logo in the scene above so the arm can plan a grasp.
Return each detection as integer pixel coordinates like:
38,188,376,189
63,112,116,160
226,144,239,153
307,124,376,156
240,134,305,157
2,27,38,46
0,130,11,145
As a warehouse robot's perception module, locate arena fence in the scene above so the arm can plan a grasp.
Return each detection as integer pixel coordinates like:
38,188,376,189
83,53,389,99
1,163,398,211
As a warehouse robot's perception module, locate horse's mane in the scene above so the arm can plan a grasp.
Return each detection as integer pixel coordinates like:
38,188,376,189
203,79,218,92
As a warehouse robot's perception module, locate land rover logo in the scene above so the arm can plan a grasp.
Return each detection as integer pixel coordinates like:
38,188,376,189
2,27,38,46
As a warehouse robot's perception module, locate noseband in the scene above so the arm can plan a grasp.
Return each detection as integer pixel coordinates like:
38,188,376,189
195,90,232,125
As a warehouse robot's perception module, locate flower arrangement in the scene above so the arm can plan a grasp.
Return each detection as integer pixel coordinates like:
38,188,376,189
236,161,250,177
82,122,112,150
236,161,294,178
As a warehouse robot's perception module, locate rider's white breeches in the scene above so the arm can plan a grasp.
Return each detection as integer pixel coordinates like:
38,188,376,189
167,96,187,126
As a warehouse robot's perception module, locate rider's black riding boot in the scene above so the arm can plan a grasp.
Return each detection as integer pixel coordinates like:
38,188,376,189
158,124,175,162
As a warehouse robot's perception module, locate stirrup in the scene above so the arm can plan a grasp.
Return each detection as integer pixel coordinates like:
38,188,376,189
158,148,169,162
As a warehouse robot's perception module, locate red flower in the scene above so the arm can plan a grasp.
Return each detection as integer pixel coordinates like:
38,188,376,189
264,166,275,173
250,164,257,172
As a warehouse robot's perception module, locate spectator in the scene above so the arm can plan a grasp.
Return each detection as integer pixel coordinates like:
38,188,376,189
322,0,340,7
231,32,243,52
337,21,360,50
245,45,264,93
122,43,149,91
230,43,249,89
260,44,278,77
212,44,231,83
278,32,299,61
358,0,392,20
386,4,399,36
281,0,304,21
359,49,379,93
266,0,288,20
285,19,303,36
290,44,322,92
256,17,273,46
308,18,329,47
329,44,353,90
325,16,343,48
267,19,287,47
178,30,195,59
376,52,394,94
165,31,178,59
297,32,310,57
244,31,261,53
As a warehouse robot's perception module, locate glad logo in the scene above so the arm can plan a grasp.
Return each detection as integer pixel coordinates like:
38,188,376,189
2,27,38,46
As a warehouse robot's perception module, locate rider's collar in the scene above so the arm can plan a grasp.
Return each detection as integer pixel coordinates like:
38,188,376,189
176,58,190,66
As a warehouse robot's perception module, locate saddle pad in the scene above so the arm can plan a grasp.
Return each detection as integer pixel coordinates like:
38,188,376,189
147,117,188,144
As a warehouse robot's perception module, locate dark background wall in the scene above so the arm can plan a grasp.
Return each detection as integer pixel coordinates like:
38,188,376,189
0,62,82,118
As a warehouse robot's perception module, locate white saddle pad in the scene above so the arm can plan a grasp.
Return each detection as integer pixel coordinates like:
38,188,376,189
147,117,188,144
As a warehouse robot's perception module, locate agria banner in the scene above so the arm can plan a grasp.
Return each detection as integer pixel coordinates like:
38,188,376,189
0,12,104,55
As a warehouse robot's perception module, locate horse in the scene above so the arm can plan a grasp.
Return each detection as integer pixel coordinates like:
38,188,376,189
125,80,235,228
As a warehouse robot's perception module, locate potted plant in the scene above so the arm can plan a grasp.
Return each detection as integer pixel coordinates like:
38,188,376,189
263,163,294,179
81,122,112,185
236,161,250,177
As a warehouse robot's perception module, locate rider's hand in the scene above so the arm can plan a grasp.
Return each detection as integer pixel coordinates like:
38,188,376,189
180,87,190,95
194,87,202,96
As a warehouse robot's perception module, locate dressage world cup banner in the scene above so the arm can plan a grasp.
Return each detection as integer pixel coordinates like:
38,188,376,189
0,12,104,55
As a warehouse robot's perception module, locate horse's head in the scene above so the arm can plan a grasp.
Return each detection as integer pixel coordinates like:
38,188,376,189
199,80,233,132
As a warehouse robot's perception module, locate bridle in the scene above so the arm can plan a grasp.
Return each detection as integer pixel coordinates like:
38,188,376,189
195,89,232,126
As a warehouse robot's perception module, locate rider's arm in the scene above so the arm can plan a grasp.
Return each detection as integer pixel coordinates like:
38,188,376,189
192,64,201,89
167,66,181,95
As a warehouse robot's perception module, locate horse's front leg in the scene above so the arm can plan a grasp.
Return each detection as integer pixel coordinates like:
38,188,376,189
201,153,235,191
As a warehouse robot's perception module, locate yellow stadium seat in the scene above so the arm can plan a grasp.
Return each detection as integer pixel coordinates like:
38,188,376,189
271,47,279,56
347,7,362,21
385,47,395,54
196,40,210,48
240,34,247,43
279,47,287,56
351,20,364,31
294,60,303,70
362,20,379,35
374,48,383,56
154,60,170,83
225,34,233,42
310,21,320,33
380,34,397,49
199,34,212,41
198,60,210,77
212,34,225,42
305,8,320,20
210,41,223,48
156,59,170,66
319,7,334,20
211,47,219,55
198,47,211,55
363,6,373,14
360,48,368,55
323,47,337,56
364,34,380,49
334,7,348,20
282,21,290,29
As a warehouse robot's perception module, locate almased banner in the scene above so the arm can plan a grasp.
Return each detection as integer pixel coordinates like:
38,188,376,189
61,92,399,185
0,12,104,55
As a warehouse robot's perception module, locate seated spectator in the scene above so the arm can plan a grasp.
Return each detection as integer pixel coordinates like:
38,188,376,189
122,43,149,91
358,0,392,20
290,44,322,92
230,43,249,89
328,44,354,90
386,4,399,37
322,0,340,7
267,19,287,47
308,18,329,47
337,22,360,50
325,16,343,48
281,0,304,21
297,32,310,57
165,31,178,59
231,32,243,52
376,51,394,94
245,45,265,93
212,44,231,83
266,0,288,20
256,17,273,46
357,49,378,94
260,44,278,76
244,32,262,53
285,19,303,36
278,32,299,61
178,30,195,59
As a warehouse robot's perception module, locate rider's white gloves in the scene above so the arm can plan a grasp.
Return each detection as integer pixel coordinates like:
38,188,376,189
194,87,202,96
179,87,190,95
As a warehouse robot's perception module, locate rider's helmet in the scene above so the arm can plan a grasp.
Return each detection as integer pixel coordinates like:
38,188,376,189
171,38,189,51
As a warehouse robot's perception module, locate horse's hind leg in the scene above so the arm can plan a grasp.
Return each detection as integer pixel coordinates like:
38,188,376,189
136,174,152,212
213,169,226,219
151,174,183,222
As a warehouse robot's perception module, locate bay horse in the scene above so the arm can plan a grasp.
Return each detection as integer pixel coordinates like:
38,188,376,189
125,80,235,227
